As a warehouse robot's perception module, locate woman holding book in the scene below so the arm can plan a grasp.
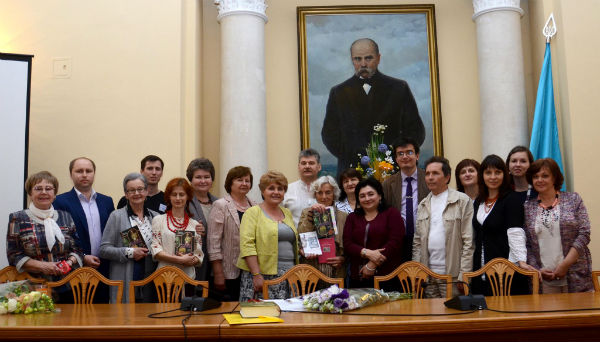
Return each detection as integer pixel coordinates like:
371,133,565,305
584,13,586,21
207,166,256,301
298,175,347,279
100,173,159,303
150,178,204,279
237,171,298,301
6,171,85,303
343,177,404,291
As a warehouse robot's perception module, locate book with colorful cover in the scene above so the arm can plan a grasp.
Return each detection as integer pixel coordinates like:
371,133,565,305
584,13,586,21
174,231,195,255
120,226,147,248
317,237,337,264
299,231,322,256
312,206,338,239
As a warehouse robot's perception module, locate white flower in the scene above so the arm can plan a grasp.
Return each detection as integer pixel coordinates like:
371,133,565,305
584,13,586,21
22,294,32,305
30,291,42,301
7,299,17,313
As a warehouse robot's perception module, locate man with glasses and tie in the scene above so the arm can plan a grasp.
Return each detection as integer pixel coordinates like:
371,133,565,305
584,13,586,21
383,137,429,263
321,38,425,175
54,157,115,302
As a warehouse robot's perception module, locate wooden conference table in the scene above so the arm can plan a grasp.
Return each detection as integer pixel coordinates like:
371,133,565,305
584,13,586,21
1,292,599,341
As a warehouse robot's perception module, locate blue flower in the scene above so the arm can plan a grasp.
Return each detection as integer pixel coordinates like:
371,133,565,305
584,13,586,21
333,298,345,308
378,144,388,153
360,156,371,166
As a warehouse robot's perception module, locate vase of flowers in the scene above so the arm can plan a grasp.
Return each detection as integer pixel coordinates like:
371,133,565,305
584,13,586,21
356,124,396,183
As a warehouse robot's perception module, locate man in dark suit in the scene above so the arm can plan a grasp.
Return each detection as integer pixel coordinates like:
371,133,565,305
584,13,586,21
54,157,115,302
383,137,429,263
322,38,425,174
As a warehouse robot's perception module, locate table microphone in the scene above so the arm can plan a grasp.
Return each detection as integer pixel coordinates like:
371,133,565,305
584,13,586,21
440,280,487,311
179,283,222,312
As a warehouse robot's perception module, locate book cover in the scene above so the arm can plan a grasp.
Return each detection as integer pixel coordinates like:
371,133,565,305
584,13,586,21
317,237,337,264
312,206,338,239
299,231,322,256
120,226,147,248
239,301,281,318
174,231,195,255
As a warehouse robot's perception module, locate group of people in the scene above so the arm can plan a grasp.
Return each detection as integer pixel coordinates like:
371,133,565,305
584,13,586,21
5,141,593,303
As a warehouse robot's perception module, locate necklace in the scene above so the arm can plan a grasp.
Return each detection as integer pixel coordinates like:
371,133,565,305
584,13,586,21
166,210,189,232
537,193,559,210
484,195,498,213
538,193,559,235
232,196,250,211
198,198,211,205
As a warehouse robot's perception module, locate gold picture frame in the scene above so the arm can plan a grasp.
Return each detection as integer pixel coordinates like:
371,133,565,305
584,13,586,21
298,5,442,175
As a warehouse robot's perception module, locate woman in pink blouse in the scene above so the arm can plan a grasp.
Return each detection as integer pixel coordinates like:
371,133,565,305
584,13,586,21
207,166,256,301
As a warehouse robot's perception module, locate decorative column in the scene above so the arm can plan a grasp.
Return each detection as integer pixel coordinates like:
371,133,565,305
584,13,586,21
214,0,268,202
473,0,529,158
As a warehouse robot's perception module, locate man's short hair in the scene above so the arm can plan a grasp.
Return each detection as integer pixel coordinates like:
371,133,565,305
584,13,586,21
140,155,164,170
69,157,96,173
392,137,420,155
298,148,321,164
350,38,380,55
425,156,452,182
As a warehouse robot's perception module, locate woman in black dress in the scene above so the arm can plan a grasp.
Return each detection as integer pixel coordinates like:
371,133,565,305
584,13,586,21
471,155,529,295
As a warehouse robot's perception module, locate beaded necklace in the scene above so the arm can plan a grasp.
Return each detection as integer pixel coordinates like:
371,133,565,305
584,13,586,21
484,195,498,213
166,210,189,233
538,193,559,234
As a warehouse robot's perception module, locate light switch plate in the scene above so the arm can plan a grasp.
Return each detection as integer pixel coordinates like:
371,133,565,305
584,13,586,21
52,57,72,78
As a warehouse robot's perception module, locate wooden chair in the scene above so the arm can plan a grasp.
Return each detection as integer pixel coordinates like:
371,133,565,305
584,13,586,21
592,271,600,292
261,264,344,299
128,266,208,303
462,258,539,296
46,267,123,304
373,261,453,299
0,266,46,284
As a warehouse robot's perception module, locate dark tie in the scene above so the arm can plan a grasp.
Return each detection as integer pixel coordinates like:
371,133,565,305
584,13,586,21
405,176,414,236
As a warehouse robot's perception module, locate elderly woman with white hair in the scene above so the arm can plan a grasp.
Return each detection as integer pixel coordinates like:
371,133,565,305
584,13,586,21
297,176,347,279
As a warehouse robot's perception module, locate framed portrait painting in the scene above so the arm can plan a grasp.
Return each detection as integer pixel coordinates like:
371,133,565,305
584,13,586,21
298,5,442,176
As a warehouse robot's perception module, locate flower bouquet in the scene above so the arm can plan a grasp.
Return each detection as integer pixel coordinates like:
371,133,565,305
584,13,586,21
0,280,55,315
302,285,411,313
355,124,397,183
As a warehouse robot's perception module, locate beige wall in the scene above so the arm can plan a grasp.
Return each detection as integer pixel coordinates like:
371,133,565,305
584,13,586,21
0,0,597,267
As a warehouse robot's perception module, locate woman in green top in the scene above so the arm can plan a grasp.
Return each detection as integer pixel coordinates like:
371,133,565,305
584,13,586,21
237,171,299,301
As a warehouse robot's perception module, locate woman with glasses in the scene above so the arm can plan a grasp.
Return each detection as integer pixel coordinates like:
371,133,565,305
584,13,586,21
6,171,85,303
100,173,160,303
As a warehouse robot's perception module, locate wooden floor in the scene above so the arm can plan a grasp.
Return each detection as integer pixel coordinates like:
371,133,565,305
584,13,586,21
2,292,600,341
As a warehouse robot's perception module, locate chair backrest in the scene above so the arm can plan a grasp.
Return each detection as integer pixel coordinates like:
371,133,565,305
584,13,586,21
373,261,453,299
261,264,344,299
46,267,123,304
0,266,46,284
462,258,539,296
128,266,208,303
592,271,600,292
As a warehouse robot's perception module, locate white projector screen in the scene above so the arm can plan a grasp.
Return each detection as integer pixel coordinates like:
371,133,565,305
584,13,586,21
0,53,32,268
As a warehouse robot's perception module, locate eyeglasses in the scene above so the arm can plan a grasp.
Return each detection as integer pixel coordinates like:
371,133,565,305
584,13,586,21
396,150,415,157
32,186,55,193
126,187,146,195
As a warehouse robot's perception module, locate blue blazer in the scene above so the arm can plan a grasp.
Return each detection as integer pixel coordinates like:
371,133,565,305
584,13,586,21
54,188,115,255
